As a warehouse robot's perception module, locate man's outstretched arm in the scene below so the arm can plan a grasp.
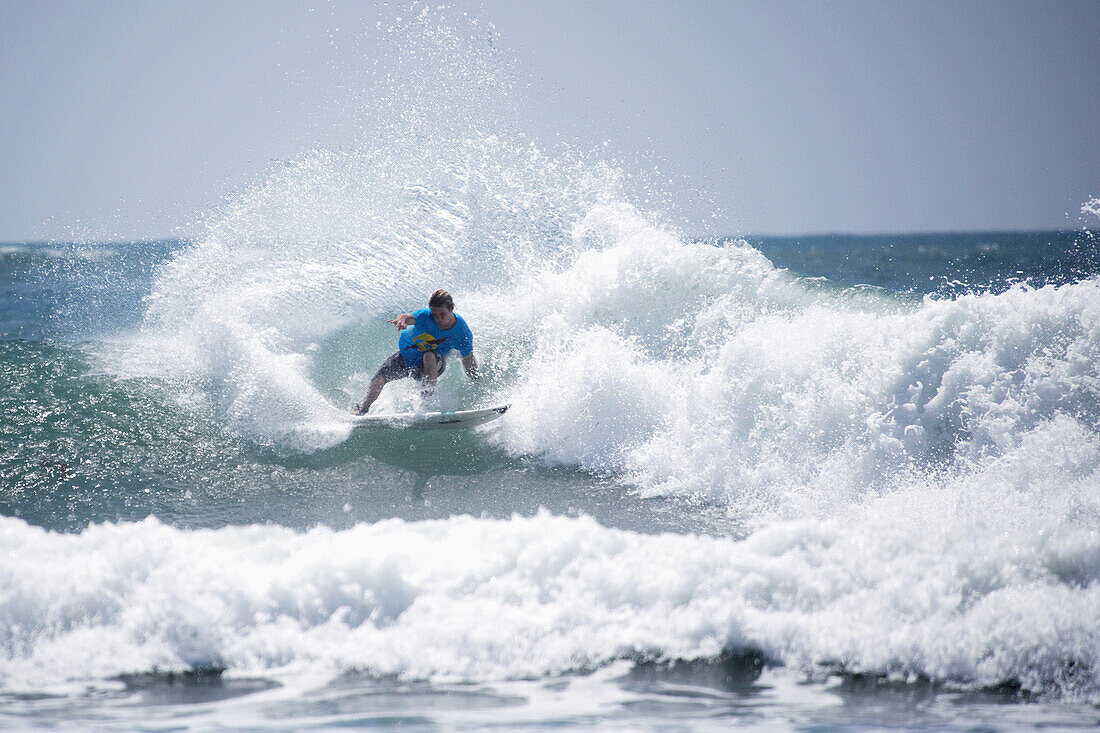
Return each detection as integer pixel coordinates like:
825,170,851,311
387,313,415,329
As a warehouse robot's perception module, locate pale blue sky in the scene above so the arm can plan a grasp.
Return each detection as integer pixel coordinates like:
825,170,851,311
1,0,1097,241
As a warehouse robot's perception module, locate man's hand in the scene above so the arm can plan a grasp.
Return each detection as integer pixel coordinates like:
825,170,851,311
462,354,479,379
388,314,412,330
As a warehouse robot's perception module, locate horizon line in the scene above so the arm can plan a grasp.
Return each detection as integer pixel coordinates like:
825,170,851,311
1,227,1086,247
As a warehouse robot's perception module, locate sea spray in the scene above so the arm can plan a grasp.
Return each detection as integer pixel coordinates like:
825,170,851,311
128,9,632,449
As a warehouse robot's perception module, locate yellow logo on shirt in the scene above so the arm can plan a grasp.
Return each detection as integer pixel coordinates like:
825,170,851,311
411,332,448,352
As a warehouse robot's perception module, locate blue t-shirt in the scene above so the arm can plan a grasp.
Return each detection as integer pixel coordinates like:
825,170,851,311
398,308,473,368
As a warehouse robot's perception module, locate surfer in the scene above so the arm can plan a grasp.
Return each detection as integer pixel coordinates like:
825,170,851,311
352,289,479,414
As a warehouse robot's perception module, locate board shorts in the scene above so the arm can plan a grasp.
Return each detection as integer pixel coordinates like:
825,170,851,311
373,351,447,382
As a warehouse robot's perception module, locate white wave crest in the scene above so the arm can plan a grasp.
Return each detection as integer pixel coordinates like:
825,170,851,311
1,511,1097,700
493,204,1100,523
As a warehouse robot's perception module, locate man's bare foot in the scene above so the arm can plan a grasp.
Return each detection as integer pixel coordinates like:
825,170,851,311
418,388,439,413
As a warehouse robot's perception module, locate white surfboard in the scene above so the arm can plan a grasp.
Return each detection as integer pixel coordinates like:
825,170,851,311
352,403,510,430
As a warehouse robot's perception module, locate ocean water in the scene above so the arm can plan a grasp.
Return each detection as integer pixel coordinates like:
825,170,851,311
4,13,1100,732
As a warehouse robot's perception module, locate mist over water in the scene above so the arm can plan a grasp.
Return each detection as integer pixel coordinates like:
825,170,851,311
3,8,1100,728
129,9,634,452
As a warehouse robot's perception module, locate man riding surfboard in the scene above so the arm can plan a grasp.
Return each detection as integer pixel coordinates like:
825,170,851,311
352,289,479,414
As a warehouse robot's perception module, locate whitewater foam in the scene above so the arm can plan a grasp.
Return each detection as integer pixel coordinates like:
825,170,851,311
1,510,1097,699
481,203,1099,522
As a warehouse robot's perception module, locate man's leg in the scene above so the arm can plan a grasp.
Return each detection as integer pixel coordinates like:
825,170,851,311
419,352,441,405
421,351,440,384
354,375,387,415
354,353,407,414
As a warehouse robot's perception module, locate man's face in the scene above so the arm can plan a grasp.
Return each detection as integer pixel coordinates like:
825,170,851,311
430,305,455,329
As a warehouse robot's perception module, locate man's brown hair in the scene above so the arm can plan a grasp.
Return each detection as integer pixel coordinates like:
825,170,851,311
428,289,454,310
